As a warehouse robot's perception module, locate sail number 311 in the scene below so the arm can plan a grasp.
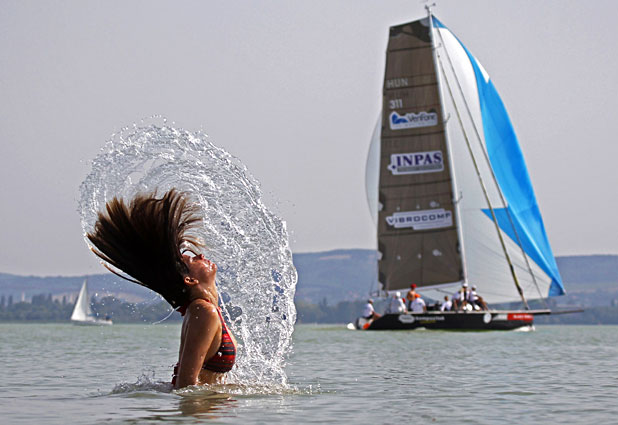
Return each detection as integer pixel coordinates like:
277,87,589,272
389,99,403,109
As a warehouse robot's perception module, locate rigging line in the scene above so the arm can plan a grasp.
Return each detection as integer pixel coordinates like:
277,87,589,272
435,50,530,310
433,27,547,307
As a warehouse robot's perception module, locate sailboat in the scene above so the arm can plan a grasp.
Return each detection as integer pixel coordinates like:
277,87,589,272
358,9,567,330
71,279,112,326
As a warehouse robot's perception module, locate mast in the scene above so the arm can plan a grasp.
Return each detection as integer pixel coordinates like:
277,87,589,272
431,23,530,309
426,5,468,286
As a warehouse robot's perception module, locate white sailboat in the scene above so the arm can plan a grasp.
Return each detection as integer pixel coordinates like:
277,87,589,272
357,9,572,330
71,279,112,326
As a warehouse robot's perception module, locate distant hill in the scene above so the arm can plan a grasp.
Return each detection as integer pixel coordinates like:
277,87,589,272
1,251,617,307
555,255,618,286
293,249,377,304
0,273,154,303
293,251,618,307
0,249,378,305
553,255,618,307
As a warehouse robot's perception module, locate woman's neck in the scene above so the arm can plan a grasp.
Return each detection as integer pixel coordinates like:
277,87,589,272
189,279,218,305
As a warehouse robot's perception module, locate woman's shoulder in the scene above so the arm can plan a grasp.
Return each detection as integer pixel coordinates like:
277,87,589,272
186,298,219,319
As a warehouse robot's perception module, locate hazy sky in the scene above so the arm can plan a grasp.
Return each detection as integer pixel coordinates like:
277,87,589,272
2,0,617,276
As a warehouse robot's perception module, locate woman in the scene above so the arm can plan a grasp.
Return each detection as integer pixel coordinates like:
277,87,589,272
86,189,236,388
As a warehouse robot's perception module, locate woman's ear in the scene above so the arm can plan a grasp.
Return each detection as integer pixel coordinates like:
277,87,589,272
184,276,198,286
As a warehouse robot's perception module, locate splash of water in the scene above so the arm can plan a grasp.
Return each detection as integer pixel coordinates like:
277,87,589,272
109,373,319,397
79,118,297,387
110,373,173,395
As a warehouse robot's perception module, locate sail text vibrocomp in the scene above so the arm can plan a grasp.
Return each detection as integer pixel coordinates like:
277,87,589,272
385,209,453,230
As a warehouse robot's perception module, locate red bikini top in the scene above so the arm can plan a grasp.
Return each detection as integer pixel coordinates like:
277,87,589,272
177,299,236,374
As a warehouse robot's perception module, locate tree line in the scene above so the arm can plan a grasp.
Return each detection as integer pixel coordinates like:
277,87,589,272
0,293,181,323
0,293,370,324
2,292,618,324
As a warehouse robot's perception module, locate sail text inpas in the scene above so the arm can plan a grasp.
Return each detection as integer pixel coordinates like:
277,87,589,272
388,151,444,175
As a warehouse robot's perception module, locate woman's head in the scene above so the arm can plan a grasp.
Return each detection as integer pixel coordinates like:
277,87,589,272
182,254,217,294
86,189,204,308
182,253,216,277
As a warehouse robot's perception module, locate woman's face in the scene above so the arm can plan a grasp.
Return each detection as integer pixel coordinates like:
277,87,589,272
182,253,217,284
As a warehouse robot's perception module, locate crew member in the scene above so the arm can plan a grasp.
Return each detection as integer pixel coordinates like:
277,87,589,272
468,285,488,310
440,295,452,312
409,293,427,313
362,299,380,320
406,284,418,311
453,283,471,311
385,292,406,314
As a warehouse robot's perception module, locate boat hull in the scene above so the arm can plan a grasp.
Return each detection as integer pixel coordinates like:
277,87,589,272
357,311,536,331
71,319,113,326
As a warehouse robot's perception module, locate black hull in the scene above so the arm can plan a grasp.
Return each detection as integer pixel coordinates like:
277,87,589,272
358,311,540,331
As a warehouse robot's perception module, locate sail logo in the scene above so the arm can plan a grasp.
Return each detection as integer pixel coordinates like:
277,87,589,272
389,111,438,130
385,209,452,230
388,151,444,175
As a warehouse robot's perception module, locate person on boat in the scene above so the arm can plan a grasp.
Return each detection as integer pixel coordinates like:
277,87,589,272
409,293,427,313
405,284,418,311
440,295,452,312
85,189,237,388
384,291,406,314
468,285,488,310
451,289,462,310
362,298,380,320
453,283,471,311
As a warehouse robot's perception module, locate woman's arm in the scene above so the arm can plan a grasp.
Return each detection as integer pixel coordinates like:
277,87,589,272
175,300,220,388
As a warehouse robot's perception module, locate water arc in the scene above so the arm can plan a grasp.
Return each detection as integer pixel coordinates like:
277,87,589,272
79,119,297,386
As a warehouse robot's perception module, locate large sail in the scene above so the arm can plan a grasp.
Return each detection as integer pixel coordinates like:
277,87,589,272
430,17,565,304
378,18,464,292
373,15,565,305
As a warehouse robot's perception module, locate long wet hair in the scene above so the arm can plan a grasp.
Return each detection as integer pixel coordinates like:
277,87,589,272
86,189,203,308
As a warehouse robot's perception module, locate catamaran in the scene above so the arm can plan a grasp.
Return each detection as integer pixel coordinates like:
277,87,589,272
71,279,112,326
358,9,568,330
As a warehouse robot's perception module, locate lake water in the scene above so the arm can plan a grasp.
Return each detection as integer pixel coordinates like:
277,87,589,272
1,323,616,424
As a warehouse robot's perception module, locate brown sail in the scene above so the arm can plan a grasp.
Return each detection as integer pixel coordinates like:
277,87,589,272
378,18,463,291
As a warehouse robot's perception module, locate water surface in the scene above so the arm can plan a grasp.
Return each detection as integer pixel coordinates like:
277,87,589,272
1,323,616,424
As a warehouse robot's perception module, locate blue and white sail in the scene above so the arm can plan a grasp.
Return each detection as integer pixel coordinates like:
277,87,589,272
369,15,564,305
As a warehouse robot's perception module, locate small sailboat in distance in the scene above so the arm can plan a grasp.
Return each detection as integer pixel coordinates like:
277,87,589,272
71,279,112,326
358,7,573,330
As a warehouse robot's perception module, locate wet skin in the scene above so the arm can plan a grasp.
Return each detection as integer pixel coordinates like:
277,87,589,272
174,254,236,388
